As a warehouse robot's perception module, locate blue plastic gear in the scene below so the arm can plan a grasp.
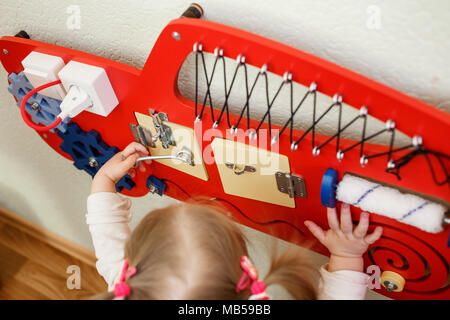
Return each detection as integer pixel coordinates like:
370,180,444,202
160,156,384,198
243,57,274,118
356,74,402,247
58,122,135,192
320,168,339,208
7,72,71,133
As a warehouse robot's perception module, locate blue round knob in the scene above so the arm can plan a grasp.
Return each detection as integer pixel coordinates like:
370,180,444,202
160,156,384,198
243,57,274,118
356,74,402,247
320,168,339,208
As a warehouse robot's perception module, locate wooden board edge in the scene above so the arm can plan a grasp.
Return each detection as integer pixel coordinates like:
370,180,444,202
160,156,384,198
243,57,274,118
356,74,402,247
0,207,97,268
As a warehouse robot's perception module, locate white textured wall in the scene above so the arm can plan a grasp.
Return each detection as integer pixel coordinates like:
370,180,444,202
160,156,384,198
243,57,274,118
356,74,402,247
2,0,447,299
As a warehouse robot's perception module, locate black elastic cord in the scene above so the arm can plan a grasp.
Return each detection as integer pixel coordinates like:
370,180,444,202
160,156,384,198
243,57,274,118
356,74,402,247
216,59,246,127
386,147,450,188
192,47,450,187
292,101,340,147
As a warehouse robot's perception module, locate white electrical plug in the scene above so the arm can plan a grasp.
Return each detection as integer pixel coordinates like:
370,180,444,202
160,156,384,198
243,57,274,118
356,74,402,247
18,53,119,131
58,85,92,119
58,61,119,117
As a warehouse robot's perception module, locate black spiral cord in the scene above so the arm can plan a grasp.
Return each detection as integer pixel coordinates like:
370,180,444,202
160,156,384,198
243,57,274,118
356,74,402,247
193,46,450,189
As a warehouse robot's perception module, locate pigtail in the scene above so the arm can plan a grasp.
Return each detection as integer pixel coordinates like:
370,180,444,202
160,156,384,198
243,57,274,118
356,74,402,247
263,245,319,300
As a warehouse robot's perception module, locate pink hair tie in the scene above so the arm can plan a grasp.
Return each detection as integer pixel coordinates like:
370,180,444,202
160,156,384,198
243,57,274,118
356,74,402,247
236,256,270,300
114,258,137,298
249,281,270,300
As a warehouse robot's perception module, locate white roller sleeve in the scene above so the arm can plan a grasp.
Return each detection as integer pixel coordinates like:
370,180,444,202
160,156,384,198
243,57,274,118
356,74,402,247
336,174,446,233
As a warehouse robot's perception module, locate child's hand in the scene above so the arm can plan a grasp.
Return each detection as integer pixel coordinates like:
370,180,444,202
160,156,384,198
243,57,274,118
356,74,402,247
304,203,383,272
91,142,151,194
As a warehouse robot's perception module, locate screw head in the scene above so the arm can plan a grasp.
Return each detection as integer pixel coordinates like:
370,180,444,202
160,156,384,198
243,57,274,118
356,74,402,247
412,135,422,148
88,157,99,168
387,160,396,169
283,71,292,82
31,102,40,111
383,281,397,292
271,135,279,145
214,47,223,57
248,129,257,141
312,147,320,157
193,42,202,52
172,31,181,40
236,54,246,64
2,49,8,55
333,93,343,103
291,142,298,152
359,106,368,116
336,150,344,162
360,156,368,167
260,63,268,74
385,119,396,131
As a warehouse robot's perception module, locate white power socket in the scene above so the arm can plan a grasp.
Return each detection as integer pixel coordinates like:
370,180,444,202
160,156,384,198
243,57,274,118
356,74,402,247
22,51,66,100
58,61,119,117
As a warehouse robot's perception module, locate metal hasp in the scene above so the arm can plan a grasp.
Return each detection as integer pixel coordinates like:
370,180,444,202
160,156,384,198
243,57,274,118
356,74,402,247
275,172,307,199
225,162,256,175
129,123,156,148
149,109,176,149
129,109,176,149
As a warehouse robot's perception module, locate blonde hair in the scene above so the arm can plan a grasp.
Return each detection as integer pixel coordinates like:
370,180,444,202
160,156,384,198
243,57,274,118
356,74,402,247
92,201,318,299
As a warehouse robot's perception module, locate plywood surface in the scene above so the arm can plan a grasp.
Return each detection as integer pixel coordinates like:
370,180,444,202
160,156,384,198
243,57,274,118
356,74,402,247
211,137,295,208
135,112,209,181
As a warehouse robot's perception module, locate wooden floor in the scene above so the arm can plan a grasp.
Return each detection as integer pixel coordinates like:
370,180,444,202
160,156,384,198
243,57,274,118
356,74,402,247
0,207,107,299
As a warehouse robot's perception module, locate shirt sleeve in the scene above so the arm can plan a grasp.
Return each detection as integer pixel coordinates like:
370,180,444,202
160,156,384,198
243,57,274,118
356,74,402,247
86,192,132,290
318,263,369,300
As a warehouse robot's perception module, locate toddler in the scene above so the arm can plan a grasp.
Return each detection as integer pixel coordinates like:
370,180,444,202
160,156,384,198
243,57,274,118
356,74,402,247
87,142,383,300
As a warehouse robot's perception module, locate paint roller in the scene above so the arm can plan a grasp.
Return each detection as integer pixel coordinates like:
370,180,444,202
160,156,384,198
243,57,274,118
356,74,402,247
320,169,449,234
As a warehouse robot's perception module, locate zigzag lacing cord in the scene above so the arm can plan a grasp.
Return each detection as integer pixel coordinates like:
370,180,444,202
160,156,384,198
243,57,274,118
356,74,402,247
192,43,450,188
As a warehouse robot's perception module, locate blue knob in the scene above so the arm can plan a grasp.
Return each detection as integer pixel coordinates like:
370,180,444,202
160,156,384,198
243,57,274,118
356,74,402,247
320,168,339,208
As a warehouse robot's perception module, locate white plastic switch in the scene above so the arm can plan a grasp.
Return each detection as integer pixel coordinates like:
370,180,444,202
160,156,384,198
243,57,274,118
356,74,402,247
57,61,119,117
21,52,66,100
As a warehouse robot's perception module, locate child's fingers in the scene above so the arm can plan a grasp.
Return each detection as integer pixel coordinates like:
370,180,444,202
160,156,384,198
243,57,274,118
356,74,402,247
119,153,140,171
340,203,353,234
353,212,370,238
327,207,340,231
121,142,149,158
136,151,151,172
128,168,137,178
364,226,383,244
304,220,325,243
138,162,146,172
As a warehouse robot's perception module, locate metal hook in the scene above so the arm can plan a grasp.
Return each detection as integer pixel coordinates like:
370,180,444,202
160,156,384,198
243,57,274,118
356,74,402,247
225,162,256,175
134,146,194,168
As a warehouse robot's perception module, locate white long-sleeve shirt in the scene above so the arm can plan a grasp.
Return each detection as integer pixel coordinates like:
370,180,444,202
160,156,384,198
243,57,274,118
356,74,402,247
86,192,369,300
